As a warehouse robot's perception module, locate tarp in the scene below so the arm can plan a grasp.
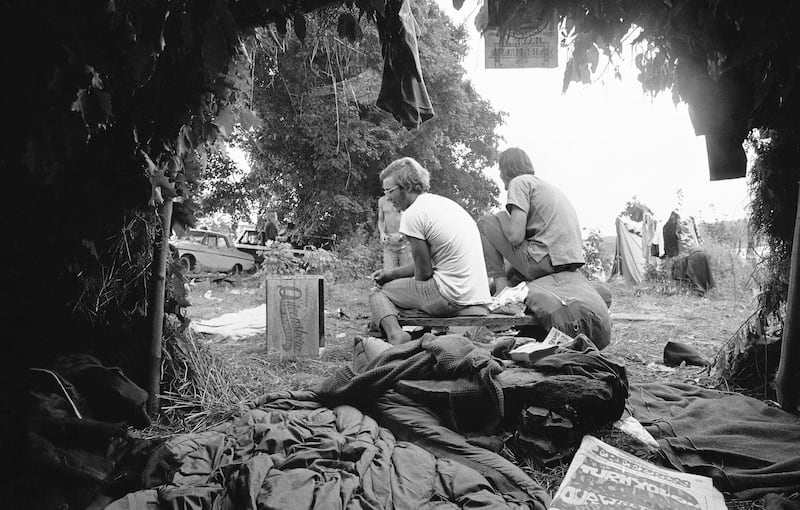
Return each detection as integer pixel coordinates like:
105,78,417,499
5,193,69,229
609,217,646,286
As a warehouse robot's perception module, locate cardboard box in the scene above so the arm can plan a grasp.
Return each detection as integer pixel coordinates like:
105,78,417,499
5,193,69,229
266,275,324,359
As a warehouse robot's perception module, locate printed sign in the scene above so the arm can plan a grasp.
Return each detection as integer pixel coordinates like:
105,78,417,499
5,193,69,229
266,276,324,359
484,12,558,69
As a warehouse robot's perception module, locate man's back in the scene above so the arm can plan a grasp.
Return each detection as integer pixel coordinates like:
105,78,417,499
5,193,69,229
399,193,490,305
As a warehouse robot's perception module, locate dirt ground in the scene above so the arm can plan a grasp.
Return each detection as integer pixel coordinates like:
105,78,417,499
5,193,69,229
182,273,758,395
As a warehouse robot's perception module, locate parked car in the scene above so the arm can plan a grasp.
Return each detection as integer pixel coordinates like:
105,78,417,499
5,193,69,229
234,228,307,265
172,229,256,275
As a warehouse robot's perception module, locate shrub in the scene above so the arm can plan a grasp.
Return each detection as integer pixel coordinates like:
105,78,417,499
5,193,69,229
255,244,338,277
329,227,382,283
580,230,608,281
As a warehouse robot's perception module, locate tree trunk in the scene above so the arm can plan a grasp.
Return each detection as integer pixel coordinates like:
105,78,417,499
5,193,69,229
776,181,800,413
147,198,173,416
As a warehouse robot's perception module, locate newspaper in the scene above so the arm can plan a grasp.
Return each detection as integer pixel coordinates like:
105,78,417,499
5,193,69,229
508,327,573,363
550,436,727,510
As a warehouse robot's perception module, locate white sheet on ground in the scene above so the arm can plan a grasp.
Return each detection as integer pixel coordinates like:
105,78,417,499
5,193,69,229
192,304,265,339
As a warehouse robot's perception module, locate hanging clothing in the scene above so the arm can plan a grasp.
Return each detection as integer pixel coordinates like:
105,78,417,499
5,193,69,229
376,0,435,129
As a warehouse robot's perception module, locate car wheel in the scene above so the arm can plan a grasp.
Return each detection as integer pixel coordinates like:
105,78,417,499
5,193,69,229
230,264,243,276
178,255,194,272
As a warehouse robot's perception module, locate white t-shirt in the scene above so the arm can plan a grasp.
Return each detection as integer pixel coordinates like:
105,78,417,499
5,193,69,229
399,193,491,305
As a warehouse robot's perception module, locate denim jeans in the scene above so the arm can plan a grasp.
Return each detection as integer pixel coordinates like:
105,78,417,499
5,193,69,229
369,277,463,328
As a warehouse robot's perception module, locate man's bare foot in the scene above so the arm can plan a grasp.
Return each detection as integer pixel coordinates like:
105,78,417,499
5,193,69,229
387,330,411,345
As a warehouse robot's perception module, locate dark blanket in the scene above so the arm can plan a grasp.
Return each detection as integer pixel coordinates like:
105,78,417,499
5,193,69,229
627,382,800,499
106,391,549,510
671,250,715,293
317,333,505,427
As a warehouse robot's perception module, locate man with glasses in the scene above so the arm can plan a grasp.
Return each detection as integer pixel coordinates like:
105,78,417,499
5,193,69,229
378,193,412,270
370,157,491,345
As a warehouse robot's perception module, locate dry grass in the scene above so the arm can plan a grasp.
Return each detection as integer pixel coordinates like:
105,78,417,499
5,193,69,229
155,269,779,507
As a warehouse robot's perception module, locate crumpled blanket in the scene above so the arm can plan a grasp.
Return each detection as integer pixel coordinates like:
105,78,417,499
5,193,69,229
106,391,548,509
317,333,505,427
627,382,800,499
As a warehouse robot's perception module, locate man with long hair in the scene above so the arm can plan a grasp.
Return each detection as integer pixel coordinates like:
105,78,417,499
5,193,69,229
478,147,584,294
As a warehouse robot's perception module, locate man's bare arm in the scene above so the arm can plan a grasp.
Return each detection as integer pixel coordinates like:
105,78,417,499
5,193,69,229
496,205,527,245
408,237,433,280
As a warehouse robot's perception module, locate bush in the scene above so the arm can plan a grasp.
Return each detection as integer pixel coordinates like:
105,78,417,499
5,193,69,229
329,227,382,283
580,230,608,281
255,244,338,277
696,220,757,300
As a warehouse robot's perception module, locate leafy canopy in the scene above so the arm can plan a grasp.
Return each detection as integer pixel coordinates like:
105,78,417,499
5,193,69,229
199,0,505,244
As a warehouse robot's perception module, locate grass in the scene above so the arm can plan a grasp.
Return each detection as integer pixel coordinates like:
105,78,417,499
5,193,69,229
155,252,779,507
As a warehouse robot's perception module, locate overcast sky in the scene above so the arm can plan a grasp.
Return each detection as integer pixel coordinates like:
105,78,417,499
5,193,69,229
436,0,750,236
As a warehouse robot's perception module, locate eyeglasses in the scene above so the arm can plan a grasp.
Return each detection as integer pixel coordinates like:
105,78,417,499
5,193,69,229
383,185,399,195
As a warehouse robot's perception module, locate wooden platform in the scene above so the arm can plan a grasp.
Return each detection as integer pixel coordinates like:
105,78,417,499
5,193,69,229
397,313,537,329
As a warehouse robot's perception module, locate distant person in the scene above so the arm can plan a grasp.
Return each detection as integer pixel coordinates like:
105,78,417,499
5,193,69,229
477,147,584,295
377,195,412,270
662,209,699,258
263,215,278,244
370,157,491,345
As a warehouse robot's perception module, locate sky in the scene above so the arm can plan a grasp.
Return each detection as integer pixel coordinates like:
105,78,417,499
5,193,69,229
435,0,750,236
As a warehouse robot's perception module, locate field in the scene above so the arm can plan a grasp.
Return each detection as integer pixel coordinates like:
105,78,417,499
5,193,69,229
156,245,773,508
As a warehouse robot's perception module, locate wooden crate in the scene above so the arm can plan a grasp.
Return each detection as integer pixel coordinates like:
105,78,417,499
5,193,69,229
266,275,325,359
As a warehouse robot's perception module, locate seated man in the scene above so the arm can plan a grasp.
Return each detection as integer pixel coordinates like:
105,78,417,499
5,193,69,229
477,147,585,295
370,157,491,345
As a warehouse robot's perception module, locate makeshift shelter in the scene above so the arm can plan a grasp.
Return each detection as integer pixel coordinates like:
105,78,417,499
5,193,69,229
609,217,647,285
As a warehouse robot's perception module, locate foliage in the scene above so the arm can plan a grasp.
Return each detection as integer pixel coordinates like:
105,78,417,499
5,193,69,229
203,0,504,245
329,227,384,282
699,219,746,247
255,245,339,277
7,0,273,373
618,196,652,223
579,229,607,281
747,129,800,321
192,149,252,226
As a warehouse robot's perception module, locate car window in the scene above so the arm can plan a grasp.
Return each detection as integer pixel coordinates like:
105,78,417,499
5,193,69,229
217,236,228,249
188,231,206,243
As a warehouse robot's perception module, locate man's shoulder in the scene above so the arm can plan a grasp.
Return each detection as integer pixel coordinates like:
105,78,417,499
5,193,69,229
509,174,540,187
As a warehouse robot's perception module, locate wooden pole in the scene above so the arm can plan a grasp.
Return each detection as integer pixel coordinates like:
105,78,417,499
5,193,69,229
776,180,800,413
147,198,173,416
